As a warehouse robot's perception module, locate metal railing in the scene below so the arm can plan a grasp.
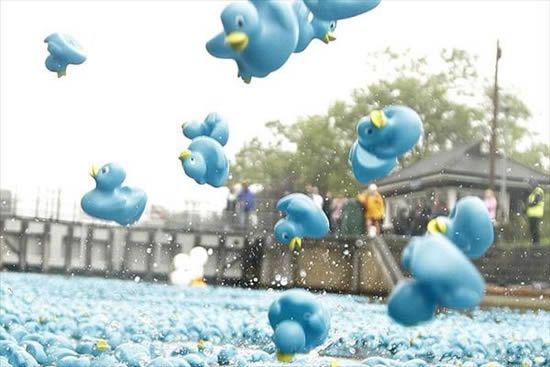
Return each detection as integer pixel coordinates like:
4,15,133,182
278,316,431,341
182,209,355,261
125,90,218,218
1,216,548,296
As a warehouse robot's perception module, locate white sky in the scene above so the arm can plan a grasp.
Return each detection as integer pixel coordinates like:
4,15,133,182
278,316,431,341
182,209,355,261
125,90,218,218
1,0,549,217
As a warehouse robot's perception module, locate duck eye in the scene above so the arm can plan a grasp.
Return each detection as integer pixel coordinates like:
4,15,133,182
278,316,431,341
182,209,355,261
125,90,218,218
367,128,373,135
283,233,289,240
101,167,109,174
236,15,244,28
190,157,195,162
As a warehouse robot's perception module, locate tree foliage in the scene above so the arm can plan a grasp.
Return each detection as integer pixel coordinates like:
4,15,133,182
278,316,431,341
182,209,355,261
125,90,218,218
231,48,549,197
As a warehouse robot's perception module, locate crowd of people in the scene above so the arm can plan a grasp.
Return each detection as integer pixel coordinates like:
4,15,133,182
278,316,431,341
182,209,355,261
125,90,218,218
225,178,545,245
305,183,386,238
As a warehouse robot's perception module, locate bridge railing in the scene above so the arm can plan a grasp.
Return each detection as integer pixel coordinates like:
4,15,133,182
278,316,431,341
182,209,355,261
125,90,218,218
1,216,548,295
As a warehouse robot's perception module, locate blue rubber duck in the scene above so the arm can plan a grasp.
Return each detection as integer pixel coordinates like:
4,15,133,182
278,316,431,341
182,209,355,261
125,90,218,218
205,0,299,83
427,196,494,259
303,0,381,20
81,163,147,226
387,234,486,326
274,193,330,251
44,33,86,77
268,289,331,362
182,113,229,146
348,142,396,184
179,131,229,188
292,0,337,53
349,106,422,184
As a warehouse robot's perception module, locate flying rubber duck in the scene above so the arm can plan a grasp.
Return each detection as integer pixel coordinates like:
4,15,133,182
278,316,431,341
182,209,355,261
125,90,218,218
348,143,396,184
387,234,486,326
268,289,331,362
179,114,229,188
205,0,299,83
44,33,86,77
292,0,337,53
427,196,494,259
181,113,229,146
356,106,423,159
81,163,147,226
349,106,422,184
303,0,381,21
274,193,329,251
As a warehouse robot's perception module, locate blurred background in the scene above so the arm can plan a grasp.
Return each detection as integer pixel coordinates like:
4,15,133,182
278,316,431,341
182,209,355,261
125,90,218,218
1,1,549,302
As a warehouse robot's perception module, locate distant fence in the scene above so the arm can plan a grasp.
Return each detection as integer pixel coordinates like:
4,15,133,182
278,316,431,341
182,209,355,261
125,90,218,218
1,216,549,296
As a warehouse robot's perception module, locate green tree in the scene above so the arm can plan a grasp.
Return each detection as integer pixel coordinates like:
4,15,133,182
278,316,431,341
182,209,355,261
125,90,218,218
231,48,548,197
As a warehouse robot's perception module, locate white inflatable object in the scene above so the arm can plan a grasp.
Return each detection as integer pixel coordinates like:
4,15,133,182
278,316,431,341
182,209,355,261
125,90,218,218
170,247,208,287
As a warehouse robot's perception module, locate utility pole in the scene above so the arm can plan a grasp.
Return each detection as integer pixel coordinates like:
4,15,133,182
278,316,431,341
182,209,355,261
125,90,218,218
489,40,502,190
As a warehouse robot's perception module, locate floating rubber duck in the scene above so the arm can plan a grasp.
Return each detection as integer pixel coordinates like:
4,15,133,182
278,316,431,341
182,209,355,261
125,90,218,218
179,137,229,188
427,196,494,259
81,163,147,226
387,234,486,326
44,33,86,77
182,113,229,146
349,106,422,184
268,289,330,362
205,0,299,83
274,193,330,251
292,0,337,53
303,0,381,21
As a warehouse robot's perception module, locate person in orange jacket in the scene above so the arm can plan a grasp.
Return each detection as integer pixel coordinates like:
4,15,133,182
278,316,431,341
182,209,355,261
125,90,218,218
357,184,385,236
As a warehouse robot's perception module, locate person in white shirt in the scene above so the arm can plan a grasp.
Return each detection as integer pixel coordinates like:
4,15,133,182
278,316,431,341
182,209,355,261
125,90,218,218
312,186,324,209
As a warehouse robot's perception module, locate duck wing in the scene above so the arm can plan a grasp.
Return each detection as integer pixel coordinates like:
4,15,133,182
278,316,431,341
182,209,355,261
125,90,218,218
350,142,395,183
204,112,229,146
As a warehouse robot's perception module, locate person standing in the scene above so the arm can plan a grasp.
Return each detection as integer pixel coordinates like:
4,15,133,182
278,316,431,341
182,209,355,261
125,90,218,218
430,191,448,218
311,186,324,210
329,193,347,234
323,191,333,224
526,178,544,246
237,181,255,228
359,184,385,237
484,189,497,223
411,198,431,235
224,185,238,228
226,185,237,212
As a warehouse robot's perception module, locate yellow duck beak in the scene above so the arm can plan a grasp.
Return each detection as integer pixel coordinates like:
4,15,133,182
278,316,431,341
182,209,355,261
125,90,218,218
179,149,192,161
322,32,336,44
95,339,109,352
276,351,294,363
427,218,447,234
89,165,99,178
288,237,302,252
370,110,386,128
225,31,249,52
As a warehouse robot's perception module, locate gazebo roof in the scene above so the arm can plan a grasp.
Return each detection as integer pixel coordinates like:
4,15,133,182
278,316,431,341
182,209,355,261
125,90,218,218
376,141,549,194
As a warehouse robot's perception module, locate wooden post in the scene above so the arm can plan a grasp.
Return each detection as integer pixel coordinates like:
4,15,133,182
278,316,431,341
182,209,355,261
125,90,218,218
85,227,94,273
146,230,156,280
41,222,51,272
64,225,74,272
19,220,28,271
216,234,226,284
106,229,114,275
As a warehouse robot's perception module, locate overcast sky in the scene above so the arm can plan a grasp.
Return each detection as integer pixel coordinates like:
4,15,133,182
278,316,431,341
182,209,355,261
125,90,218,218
1,0,549,217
